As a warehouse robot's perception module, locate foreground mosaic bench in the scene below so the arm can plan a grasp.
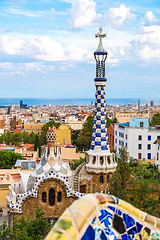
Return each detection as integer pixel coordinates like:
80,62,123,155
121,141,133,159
45,193,160,240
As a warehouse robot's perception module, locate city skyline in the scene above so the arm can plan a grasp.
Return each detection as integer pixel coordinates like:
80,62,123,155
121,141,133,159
0,0,160,99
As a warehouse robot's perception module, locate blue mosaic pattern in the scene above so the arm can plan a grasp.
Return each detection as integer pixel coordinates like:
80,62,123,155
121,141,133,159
91,85,109,151
81,205,154,240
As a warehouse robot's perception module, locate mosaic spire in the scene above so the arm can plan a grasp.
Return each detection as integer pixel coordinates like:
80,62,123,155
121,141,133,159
91,27,109,152
85,27,116,173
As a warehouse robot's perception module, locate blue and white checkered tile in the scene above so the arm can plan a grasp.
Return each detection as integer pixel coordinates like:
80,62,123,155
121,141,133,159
90,83,110,151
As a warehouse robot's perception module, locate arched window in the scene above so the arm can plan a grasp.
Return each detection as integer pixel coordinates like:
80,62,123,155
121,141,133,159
100,175,104,184
42,192,46,203
49,188,55,206
92,156,96,164
108,156,111,164
57,192,62,202
100,156,104,165
106,175,110,182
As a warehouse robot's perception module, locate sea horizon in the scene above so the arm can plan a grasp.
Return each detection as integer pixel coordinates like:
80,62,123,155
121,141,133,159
0,98,159,106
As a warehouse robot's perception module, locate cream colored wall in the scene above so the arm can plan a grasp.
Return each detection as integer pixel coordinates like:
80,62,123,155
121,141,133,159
0,187,9,209
24,123,44,134
115,111,150,123
66,121,83,130
61,146,85,162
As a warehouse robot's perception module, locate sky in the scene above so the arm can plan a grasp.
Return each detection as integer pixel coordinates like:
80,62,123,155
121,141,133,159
0,0,160,99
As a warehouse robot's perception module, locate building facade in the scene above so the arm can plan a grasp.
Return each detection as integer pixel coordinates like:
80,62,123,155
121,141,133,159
114,110,149,123
114,117,160,160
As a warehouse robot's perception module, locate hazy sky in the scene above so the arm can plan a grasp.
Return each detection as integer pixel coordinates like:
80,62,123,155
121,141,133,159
0,0,160,99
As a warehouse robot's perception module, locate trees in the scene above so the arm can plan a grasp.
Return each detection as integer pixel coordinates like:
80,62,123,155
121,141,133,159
109,147,131,199
127,179,160,217
0,208,52,240
150,112,160,126
109,148,160,218
75,115,94,151
0,151,25,169
71,129,81,146
70,157,85,170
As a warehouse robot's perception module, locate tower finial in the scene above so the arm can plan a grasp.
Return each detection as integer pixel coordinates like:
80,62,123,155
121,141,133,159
95,26,107,52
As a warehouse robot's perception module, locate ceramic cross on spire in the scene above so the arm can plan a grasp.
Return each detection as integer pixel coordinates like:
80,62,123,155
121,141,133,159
95,26,107,52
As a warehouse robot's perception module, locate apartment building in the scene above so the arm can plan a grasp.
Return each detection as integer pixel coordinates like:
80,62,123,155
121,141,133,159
114,110,149,123
114,118,160,160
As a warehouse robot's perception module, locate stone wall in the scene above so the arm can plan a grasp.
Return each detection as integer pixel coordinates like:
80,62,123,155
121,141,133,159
79,165,112,193
19,179,77,219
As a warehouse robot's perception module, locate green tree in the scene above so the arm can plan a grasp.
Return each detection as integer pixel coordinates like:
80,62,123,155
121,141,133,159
106,115,118,127
12,133,22,146
70,157,85,170
75,115,94,151
0,151,25,169
109,147,131,199
127,179,160,218
150,112,160,125
0,208,52,240
71,129,81,146
4,131,13,145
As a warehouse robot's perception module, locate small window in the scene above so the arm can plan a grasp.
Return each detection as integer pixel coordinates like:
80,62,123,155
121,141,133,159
157,153,159,160
138,135,142,140
140,122,143,127
92,156,96,164
157,136,160,139
147,144,151,150
100,156,104,165
126,134,127,139
42,192,46,203
49,188,55,206
106,175,110,182
57,192,62,202
138,144,142,150
115,138,117,143
148,135,151,141
115,131,117,135
138,153,142,160
100,175,104,184
125,143,127,147
148,153,151,160
107,156,111,164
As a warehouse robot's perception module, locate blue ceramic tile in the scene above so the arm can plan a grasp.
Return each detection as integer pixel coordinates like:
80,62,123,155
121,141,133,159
99,209,112,228
108,206,115,212
81,225,95,240
123,214,135,229
100,231,107,240
127,226,137,236
136,222,143,233
122,234,128,240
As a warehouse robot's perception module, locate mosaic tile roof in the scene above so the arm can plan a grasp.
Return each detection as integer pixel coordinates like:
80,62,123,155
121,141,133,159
45,193,160,240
